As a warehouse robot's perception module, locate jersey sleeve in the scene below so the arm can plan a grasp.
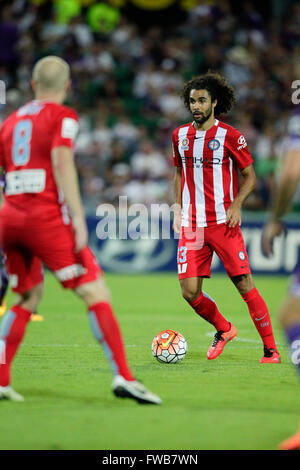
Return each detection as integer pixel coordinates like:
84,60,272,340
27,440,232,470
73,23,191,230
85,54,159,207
51,108,79,150
172,129,182,167
226,127,253,171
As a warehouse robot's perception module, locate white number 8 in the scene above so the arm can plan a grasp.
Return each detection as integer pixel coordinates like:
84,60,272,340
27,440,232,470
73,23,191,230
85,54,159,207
12,119,32,166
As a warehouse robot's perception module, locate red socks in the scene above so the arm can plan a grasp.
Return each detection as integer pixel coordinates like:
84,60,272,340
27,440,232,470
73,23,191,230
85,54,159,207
189,292,231,332
242,287,277,350
0,305,31,387
88,301,134,381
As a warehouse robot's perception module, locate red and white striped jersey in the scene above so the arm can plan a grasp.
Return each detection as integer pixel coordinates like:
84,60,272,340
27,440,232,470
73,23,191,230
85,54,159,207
172,119,253,227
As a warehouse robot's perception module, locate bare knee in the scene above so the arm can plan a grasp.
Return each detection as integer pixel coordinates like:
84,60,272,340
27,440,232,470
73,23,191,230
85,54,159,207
180,279,202,304
231,274,254,296
75,277,111,306
18,282,44,312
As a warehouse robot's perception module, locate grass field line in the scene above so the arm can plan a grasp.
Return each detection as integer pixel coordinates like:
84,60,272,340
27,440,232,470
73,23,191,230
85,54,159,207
22,343,137,348
21,335,283,348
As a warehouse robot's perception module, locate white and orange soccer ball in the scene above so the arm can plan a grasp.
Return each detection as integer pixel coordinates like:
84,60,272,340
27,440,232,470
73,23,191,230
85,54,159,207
151,329,187,364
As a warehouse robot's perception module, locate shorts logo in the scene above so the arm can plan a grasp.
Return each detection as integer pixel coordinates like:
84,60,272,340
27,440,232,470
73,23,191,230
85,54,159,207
180,137,189,150
178,263,187,274
54,264,87,282
238,251,246,261
208,139,220,150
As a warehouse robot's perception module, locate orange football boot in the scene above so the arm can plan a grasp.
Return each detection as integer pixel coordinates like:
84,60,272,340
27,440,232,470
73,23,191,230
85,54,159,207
259,347,281,363
278,423,300,450
207,323,237,360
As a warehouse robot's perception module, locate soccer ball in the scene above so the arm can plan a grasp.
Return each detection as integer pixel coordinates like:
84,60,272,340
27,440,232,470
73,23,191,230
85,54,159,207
151,329,187,364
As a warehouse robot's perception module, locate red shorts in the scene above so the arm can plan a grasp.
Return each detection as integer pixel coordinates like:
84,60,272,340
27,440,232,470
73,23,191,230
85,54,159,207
177,223,251,280
0,210,102,294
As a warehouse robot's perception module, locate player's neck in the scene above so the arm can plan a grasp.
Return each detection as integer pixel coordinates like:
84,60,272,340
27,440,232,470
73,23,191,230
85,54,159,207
193,115,216,132
34,92,65,105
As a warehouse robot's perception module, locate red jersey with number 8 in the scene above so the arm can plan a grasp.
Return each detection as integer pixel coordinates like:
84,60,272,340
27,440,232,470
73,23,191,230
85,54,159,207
0,100,79,221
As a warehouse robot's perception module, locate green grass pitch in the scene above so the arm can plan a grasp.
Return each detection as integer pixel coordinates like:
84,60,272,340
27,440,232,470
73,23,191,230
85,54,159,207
1,272,299,450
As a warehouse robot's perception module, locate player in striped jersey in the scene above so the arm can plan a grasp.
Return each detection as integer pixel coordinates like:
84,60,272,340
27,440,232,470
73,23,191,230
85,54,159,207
173,72,280,363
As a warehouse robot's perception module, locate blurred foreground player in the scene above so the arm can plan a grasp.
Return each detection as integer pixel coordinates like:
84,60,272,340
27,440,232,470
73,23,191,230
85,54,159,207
0,169,43,321
262,104,300,450
0,56,161,404
0,177,8,317
173,72,280,363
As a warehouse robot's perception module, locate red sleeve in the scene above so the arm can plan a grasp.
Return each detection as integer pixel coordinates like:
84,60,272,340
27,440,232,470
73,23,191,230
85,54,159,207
226,127,253,170
172,129,182,167
51,108,79,150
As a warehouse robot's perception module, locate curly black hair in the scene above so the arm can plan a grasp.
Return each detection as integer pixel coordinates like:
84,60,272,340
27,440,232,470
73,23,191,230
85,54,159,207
181,72,235,116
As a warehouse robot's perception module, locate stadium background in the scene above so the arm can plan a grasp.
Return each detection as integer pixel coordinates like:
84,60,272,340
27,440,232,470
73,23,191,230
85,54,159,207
1,0,299,274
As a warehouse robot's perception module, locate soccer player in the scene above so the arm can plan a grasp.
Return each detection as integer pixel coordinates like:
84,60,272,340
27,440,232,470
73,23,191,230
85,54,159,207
0,56,161,405
262,104,300,450
172,72,280,363
0,171,43,321
0,177,8,317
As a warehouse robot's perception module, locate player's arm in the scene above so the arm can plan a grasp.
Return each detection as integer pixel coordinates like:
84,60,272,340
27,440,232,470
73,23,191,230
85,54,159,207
226,164,256,228
173,166,182,234
270,149,300,219
262,148,300,256
51,146,88,252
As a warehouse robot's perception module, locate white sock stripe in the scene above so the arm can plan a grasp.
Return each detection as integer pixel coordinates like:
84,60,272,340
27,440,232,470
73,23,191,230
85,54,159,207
0,310,16,339
202,291,216,304
88,310,119,376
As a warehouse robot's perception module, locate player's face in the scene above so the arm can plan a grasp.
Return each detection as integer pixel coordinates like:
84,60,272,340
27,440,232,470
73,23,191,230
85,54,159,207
189,89,216,124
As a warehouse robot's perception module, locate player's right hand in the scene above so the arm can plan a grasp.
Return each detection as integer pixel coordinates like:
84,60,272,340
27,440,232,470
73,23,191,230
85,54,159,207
72,216,88,252
173,214,181,235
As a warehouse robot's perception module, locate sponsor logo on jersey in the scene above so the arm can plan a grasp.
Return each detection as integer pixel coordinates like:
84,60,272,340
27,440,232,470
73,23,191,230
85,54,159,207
208,139,220,150
180,137,189,150
61,117,79,140
237,135,247,150
238,250,246,260
181,155,221,168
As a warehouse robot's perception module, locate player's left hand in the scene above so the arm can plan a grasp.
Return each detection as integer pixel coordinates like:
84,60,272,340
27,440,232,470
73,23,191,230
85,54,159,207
72,216,88,252
225,202,241,228
261,220,285,257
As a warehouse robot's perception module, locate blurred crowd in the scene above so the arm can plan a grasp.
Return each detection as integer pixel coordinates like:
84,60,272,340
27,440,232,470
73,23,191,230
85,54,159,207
0,0,299,213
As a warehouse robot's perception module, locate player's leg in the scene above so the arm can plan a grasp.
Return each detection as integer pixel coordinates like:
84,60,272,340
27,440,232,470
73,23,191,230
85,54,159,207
0,252,43,321
74,275,161,404
178,227,236,359
0,282,43,401
231,273,280,363
209,223,280,362
180,276,236,360
180,276,231,331
0,263,9,317
277,280,300,449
